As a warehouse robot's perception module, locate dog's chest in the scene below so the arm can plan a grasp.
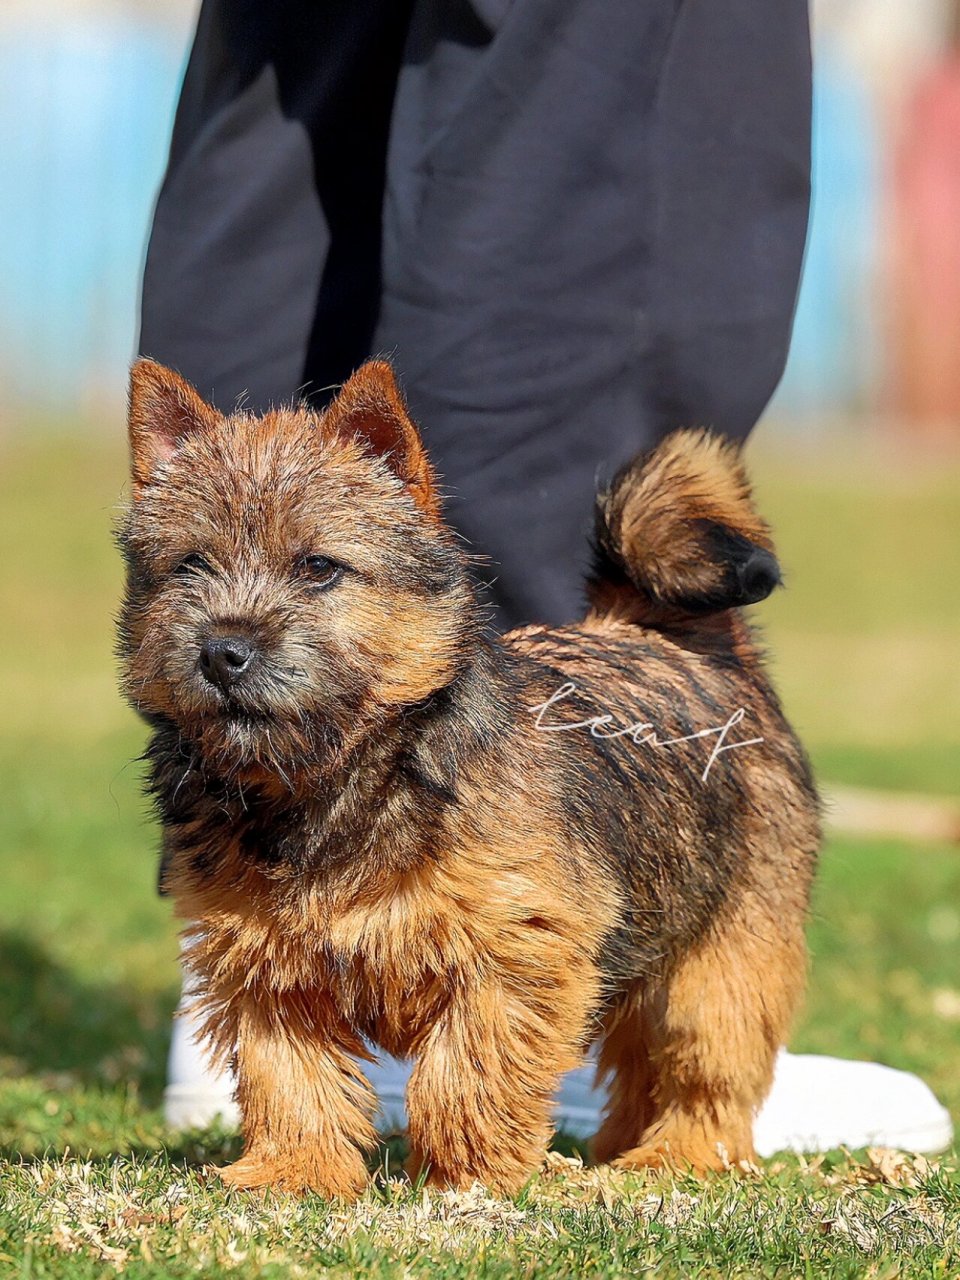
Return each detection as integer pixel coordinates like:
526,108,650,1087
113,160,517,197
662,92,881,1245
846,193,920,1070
241,866,480,1051
324,891,463,1049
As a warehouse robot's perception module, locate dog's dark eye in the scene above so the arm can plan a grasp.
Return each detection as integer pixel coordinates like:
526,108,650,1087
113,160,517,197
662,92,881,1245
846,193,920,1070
174,552,212,576
297,554,345,590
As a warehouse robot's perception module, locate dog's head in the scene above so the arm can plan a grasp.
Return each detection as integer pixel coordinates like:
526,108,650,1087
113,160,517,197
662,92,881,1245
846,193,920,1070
117,360,475,784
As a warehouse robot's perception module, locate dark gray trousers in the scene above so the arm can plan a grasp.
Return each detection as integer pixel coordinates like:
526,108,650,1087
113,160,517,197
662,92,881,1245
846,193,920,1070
140,0,811,627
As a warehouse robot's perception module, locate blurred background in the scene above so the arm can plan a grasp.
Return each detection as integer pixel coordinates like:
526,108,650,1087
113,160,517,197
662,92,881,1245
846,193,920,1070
0,0,958,1159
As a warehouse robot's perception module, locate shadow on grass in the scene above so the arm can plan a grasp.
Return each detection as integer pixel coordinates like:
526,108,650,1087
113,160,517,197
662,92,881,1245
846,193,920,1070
0,930,173,1096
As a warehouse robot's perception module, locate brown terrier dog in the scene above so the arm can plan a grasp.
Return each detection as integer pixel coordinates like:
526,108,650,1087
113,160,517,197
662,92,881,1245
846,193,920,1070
118,358,819,1198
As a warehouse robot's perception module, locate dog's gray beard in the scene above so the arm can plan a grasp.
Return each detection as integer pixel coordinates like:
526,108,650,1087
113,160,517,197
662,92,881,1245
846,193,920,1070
189,709,346,793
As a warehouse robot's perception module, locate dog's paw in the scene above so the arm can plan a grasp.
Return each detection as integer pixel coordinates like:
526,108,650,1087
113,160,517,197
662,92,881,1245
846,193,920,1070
217,1155,276,1191
612,1139,742,1175
217,1152,367,1199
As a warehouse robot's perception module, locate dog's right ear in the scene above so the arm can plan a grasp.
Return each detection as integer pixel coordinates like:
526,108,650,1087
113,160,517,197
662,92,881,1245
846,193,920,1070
323,361,441,520
128,359,221,492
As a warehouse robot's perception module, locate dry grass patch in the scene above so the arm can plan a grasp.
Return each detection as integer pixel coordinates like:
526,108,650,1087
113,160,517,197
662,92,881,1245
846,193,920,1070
3,1148,957,1278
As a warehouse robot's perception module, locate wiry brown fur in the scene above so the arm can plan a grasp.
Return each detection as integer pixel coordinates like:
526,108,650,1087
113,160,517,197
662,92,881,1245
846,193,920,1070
117,359,819,1197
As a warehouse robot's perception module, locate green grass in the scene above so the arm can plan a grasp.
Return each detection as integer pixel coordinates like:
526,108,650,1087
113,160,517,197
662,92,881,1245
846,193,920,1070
752,437,960,796
0,429,958,1277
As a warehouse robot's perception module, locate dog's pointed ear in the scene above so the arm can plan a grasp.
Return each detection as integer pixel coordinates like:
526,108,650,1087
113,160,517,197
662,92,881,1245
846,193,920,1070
324,361,440,520
128,359,221,491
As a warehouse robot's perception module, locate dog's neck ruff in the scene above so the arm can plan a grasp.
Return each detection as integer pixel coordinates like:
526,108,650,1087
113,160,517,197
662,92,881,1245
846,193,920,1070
149,639,520,887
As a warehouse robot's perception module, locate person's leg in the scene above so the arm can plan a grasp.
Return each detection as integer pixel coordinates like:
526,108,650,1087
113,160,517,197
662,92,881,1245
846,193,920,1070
142,0,812,627
374,0,812,626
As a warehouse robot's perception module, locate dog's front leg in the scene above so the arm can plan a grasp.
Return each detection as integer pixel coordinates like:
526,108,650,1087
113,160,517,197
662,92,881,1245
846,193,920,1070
218,991,376,1198
405,975,586,1196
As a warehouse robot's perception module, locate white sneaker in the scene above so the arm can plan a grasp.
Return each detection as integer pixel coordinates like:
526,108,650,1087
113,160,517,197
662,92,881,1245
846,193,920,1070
164,969,952,1154
753,1051,953,1157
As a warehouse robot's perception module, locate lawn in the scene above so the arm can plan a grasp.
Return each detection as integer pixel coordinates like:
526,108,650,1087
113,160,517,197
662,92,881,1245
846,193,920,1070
0,427,958,1277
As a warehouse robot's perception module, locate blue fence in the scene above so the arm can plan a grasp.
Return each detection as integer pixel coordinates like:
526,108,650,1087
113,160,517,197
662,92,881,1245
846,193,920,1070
770,39,880,422
0,17,187,414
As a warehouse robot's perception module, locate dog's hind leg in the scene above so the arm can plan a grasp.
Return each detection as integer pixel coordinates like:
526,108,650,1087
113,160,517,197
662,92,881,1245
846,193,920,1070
609,894,807,1173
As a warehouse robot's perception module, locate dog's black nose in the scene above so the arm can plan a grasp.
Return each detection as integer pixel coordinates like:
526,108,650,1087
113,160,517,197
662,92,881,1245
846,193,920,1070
199,636,254,690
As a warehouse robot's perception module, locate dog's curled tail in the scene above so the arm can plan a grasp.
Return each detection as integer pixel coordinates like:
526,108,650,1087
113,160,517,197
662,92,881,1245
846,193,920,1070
588,429,781,627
